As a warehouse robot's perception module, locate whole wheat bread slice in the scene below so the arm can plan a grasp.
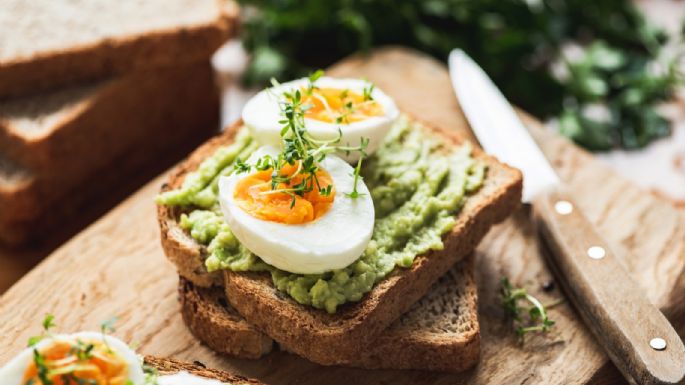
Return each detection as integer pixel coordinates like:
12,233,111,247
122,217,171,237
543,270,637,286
143,356,264,384
158,118,522,363
0,63,220,246
0,0,236,98
179,277,275,360
180,254,480,372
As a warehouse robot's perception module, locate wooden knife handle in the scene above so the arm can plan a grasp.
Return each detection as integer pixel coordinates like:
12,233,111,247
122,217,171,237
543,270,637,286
533,187,685,385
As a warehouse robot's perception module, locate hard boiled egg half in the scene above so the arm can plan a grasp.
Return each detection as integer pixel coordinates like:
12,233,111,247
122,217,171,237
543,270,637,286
219,146,374,274
242,76,399,162
0,332,145,385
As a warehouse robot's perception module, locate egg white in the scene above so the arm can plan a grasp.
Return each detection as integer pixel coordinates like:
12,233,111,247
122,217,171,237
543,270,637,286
218,146,374,274
242,76,399,163
0,331,145,385
158,371,228,385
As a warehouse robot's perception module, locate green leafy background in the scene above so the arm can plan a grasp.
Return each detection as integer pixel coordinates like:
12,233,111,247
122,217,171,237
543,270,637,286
238,0,682,151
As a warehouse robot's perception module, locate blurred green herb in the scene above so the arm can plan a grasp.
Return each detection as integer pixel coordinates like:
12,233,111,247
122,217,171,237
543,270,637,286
238,0,682,151
501,277,560,340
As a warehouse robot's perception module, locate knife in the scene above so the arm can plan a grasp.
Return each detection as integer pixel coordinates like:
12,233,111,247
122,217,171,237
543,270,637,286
449,49,685,385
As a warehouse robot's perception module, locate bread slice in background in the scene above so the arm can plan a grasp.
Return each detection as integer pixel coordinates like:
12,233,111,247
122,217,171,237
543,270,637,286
180,255,480,372
0,63,220,246
0,0,236,98
158,119,522,363
144,355,265,384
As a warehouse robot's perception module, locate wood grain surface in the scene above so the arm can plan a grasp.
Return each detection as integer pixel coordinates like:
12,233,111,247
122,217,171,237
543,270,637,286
1,47,684,385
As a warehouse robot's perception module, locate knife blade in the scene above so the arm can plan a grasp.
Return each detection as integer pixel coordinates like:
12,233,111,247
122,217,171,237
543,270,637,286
449,49,559,203
449,48,685,385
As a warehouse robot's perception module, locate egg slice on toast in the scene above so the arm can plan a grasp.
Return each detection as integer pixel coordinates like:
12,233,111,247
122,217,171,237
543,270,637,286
219,145,374,274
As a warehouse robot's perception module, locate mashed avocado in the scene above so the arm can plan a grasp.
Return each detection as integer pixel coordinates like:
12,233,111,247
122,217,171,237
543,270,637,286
157,117,486,313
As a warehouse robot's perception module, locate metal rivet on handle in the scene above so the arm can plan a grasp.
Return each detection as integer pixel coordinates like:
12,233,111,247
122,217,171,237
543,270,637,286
555,200,573,215
650,338,667,351
587,246,606,260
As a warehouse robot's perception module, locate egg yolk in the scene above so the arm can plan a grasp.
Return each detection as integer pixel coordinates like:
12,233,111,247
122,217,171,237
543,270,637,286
23,339,129,385
300,87,384,123
234,162,335,224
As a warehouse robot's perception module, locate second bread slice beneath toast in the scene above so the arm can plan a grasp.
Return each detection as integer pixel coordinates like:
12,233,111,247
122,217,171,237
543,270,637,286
180,254,480,372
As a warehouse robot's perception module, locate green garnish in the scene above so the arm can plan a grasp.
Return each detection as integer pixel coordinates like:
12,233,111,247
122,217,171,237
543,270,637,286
27,314,56,347
306,69,324,94
335,101,356,124
500,277,560,340
32,348,52,385
362,83,375,101
345,154,366,199
100,316,118,353
100,316,117,334
238,71,369,206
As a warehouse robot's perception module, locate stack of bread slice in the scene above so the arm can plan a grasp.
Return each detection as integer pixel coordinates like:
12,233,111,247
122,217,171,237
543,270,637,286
158,120,522,372
0,0,237,245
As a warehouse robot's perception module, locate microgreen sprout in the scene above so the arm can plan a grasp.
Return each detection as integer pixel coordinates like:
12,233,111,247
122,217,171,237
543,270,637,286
240,70,369,208
27,314,56,347
345,155,366,199
362,83,375,101
306,69,324,94
32,348,52,385
100,316,118,352
27,315,57,385
500,277,561,341
234,157,251,174
71,339,95,361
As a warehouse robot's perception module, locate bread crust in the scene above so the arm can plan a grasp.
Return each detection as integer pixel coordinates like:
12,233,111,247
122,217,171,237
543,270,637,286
158,123,244,288
143,355,264,384
179,277,274,359
157,117,522,364
180,256,480,372
0,1,236,98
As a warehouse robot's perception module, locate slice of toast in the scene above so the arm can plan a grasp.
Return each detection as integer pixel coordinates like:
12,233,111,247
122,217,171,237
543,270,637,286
158,118,522,363
180,255,480,372
143,355,264,384
0,63,220,246
179,276,275,360
0,0,236,98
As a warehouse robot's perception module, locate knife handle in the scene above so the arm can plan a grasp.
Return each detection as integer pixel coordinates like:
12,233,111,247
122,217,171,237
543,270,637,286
533,187,685,385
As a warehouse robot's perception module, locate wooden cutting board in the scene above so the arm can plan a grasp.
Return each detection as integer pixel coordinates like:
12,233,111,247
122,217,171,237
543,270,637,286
1,47,684,385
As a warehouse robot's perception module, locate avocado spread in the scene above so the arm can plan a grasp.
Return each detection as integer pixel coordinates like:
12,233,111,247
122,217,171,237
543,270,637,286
157,117,486,313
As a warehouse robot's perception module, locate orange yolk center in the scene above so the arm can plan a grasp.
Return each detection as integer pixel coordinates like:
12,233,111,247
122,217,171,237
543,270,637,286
23,339,129,385
300,87,384,123
234,162,335,224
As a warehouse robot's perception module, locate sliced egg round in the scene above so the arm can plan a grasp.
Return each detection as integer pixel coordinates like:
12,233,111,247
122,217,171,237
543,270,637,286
0,331,145,385
218,146,374,274
242,76,399,162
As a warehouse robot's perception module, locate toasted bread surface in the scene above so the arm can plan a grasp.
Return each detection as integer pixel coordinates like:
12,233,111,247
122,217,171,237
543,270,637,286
158,118,522,363
179,277,274,359
0,0,236,98
180,255,480,372
144,355,264,384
